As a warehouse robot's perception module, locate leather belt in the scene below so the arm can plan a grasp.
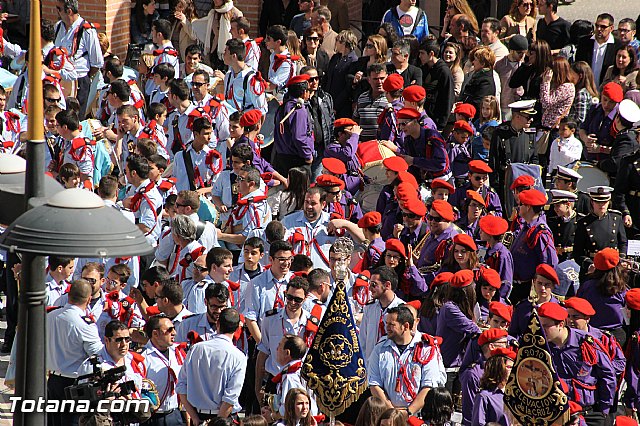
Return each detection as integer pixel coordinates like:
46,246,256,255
198,409,219,415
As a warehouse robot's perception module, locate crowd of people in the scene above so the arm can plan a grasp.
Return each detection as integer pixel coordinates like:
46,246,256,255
1,0,640,424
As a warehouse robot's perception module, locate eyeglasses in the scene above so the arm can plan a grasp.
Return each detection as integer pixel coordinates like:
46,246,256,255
45,97,61,103
473,175,488,181
208,302,227,311
397,121,412,127
365,43,375,49
82,277,97,285
191,81,207,88
110,336,131,343
402,212,420,219
427,214,445,222
595,24,612,30
275,256,293,263
285,293,304,303
385,253,402,260
157,326,175,334
195,264,208,272
307,76,319,82
306,37,320,42
175,202,189,208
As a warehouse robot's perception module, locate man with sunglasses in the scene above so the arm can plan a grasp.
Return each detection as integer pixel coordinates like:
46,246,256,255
176,283,230,344
416,199,460,274
316,174,363,223
256,277,317,401
575,13,622,84
397,196,428,252
324,118,362,197
56,262,107,320
141,315,186,425
449,160,503,218
301,65,333,177
290,0,315,38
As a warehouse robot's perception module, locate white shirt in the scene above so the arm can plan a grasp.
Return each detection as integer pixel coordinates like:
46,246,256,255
54,16,104,77
176,334,247,413
548,134,583,173
360,295,405,363
282,211,336,272
591,34,615,84
130,179,164,246
141,342,186,412
256,307,311,375
165,104,196,160
173,144,219,192
243,269,294,325
175,312,216,343
182,276,214,314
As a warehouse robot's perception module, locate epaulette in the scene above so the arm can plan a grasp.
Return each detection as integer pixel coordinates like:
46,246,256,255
365,299,376,305
347,197,358,206
577,212,586,218
609,209,622,216
265,308,278,317
182,313,198,320
82,315,95,324
46,306,63,313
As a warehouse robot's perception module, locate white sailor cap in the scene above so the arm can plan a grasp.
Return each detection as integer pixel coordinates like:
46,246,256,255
550,189,578,204
618,99,640,126
556,165,582,181
508,99,537,115
587,186,614,201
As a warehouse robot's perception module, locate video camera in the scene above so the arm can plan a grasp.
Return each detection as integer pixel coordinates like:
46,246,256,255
64,355,137,404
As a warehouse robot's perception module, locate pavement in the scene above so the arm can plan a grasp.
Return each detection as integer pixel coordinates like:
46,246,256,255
557,0,639,24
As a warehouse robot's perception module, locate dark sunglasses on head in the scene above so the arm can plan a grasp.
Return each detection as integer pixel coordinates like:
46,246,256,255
402,212,420,219
285,294,304,304
427,214,445,222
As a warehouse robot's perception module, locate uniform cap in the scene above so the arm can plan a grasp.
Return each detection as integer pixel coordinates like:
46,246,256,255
454,120,474,134
403,85,426,102
453,233,478,251
563,297,596,317
397,171,419,189
518,189,547,206
315,174,345,190
593,247,620,271
402,196,427,217
508,99,537,115
431,272,454,289
538,302,568,321
385,238,406,258
489,301,513,322
510,174,535,190
239,109,263,127
468,160,492,174
556,165,582,181
601,82,624,103
479,215,509,236
618,98,640,124
322,158,347,175
587,185,614,202
454,103,476,118
475,266,501,289
358,211,382,228
478,328,508,346
430,199,454,222
466,189,487,207
450,269,474,288
626,288,640,311
286,74,310,87
334,118,357,128
550,189,578,204
490,347,517,360
382,73,404,92
431,179,455,193
383,156,409,172
536,264,559,286
397,108,421,120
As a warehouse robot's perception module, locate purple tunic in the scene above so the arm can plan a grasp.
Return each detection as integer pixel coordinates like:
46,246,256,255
377,98,404,142
510,215,558,282
576,279,626,331
508,296,558,339
484,242,514,299
235,135,275,174
472,389,509,426
417,224,460,269
460,354,485,426
447,137,472,179
327,192,364,223
436,301,481,368
396,265,428,300
400,127,450,180
586,325,625,376
324,133,362,195
449,182,503,217
274,98,314,161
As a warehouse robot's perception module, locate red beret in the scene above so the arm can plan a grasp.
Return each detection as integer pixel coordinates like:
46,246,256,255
476,266,501,289
322,158,347,175
403,85,426,102
383,156,409,172
358,211,382,228
615,417,638,426
334,118,357,128
478,328,508,346
564,297,596,317
397,108,421,120
454,103,476,118
431,272,454,289
518,189,547,207
431,178,455,193
490,347,517,360
468,160,492,174
510,175,535,190
479,215,509,236
385,238,406,258
453,233,477,251
538,302,567,321
594,247,620,271
466,189,487,207
602,82,624,103
398,171,419,189
286,74,310,87
396,182,417,203
383,73,404,92
405,300,422,311
315,174,345,190
402,196,427,217
489,301,513,322
568,401,583,415
626,288,640,311
431,199,454,222
239,109,263,127
454,120,474,134
536,264,559,286
355,270,370,288
450,269,474,288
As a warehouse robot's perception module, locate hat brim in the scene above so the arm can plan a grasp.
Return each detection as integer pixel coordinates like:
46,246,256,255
514,108,537,115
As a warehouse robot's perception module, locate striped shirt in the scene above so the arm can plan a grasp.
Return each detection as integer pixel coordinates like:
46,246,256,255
353,91,390,141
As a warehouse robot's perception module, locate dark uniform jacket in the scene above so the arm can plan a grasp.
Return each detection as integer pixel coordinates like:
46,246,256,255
574,210,628,269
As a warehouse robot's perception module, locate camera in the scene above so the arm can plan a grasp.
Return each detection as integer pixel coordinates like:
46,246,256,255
64,356,137,404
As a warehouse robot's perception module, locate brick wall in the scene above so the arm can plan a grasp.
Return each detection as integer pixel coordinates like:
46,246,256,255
42,0,132,59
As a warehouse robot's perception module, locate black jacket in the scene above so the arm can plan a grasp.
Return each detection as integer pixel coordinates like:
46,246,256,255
323,51,359,118
575,37,623,85
308,88,335,154
259,0,300,35
302,48,330,79
459,68,496,117
422,59,455,129
598,128,638,183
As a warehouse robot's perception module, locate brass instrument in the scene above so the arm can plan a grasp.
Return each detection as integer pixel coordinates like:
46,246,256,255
412,229,431,261
418,263,441,275
502,231,515,249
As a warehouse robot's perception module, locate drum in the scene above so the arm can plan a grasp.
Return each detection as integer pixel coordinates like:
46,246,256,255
356,141,396,185
83,73,102,118
259,97,281,149
504,163,544,217
568,161,610,193
356,183,383,213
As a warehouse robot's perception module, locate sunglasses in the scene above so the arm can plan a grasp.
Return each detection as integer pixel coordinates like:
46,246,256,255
307,76,319,82
110,336,131,343
402,212,420,219
175,202,189,208
195,265,208,272
45,97,62,103
157,326,175,334
325,189,341,195
306,37,320,42
275,256,293,263
286,294,305,304
473,175,488,181
397,121,412,127
595,24,611,30
191,82,207,88
427,214,445,222
365,43,375,49
82,277,97,285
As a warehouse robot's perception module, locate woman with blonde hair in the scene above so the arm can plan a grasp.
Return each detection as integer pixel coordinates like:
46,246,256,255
500,0,537,41
441,0,479,39
376,408,408,426
460,46,497,114
324,29,359,118
187,0,242,67
350,34,389,100
443,42,465,97
570,61,599,127
287,30,307,69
